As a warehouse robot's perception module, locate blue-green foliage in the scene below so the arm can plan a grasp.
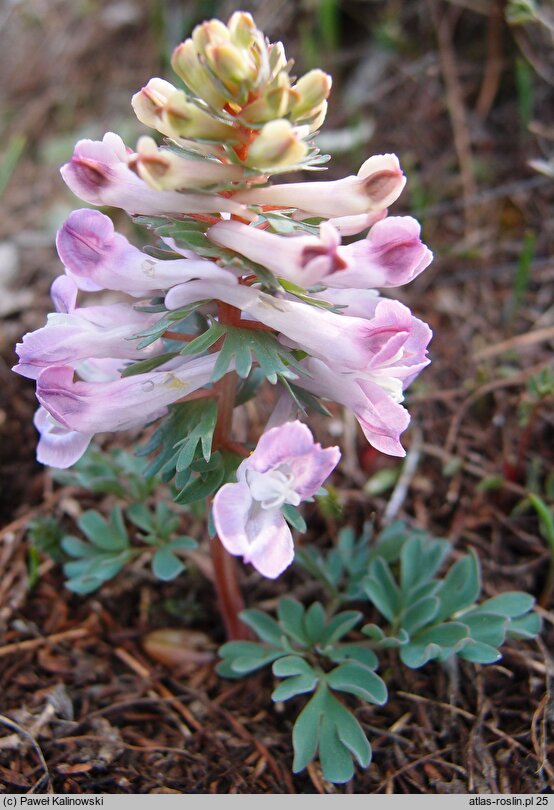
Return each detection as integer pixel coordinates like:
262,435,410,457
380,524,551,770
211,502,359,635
218,521,541,784
54,445,158,501
45,447,198,593
218,598,385,784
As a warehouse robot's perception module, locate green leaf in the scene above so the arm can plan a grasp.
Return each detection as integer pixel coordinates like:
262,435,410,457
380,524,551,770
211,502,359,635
326,663,388,705
478,592,535,618
120,352,179,378
400,535,450,594
401,596,440,635
217,641,283,676
506,612,541,640
175,465,225,504
77,509,129,552
303,602,326,644
272,673,319,702
126,503,155,534
273,656,314,678
361,624,409,648
434,551,481,622
319,611,362,645
462,613,507,648
166,536,197,551
277,598,308,645
363,558,401,623
329,694,372,772
324,644,379,671
175,398,218,471
240,610,284,646
319,713,355,783
370,521,408,562
458,640,502,664
62,535,98,558
151,547,186,581
179,322,225,358
292,685,372,783
65,573,106,595
400,622,470,668
133,302,206,350
292,686,325,774
281,504,307,533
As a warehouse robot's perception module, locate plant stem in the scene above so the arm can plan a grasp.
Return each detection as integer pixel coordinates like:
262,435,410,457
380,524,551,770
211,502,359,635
210,302,249,640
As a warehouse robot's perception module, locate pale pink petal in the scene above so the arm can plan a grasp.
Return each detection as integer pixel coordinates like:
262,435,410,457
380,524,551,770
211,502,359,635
34,407,92,468
57,208,231,295
335,216,433,288
212,481,253,556
50,276,78,313
246,420,340,498
242,506,295,579
36,354,217,434
14,304,161,380
233,154,406,218
61,132,251,218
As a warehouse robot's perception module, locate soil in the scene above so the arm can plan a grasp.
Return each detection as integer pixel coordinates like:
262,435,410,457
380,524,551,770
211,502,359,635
0,0,553,795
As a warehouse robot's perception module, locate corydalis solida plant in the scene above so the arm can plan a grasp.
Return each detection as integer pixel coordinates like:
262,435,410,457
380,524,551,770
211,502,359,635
14,13,432,627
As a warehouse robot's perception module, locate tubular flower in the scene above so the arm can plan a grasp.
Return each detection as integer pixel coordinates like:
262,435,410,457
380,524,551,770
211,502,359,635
165,279,432,380
36,354,218,435
61,132,250,217
17,7,434,571
232,154,406,217
207,215,432,290
213,421,340,578
298,358,411,457
57,208,233,295
14,275,162,380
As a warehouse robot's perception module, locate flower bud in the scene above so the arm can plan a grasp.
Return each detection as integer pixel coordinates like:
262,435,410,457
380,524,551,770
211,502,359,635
131,78,178,130
240,74,294,123
130,136,245,190
171,40,227,111
192,18,230,54
163,90,241,142
245,120,307,169
204,42,256,101
227,11,257,49
290,69,332,120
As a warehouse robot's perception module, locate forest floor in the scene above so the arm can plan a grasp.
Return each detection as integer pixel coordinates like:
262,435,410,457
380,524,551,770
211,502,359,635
0,0,553,794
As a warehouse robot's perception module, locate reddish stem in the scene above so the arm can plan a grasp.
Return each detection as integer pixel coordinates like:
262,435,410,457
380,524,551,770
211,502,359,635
210,302,249,641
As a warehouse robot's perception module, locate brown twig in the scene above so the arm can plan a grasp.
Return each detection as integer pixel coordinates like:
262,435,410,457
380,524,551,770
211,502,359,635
429,0,478,238
0,626,90,658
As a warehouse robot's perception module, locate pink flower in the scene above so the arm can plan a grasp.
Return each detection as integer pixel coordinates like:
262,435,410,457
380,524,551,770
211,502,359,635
298,358,411,457
233,154,406,218
207,219,346,288
36,354,218,435
213,421,340,578
57,208,233,295
33,358,124,468
165,280,431,380
61,132,250,218
207,215,431,289
14,276,162,380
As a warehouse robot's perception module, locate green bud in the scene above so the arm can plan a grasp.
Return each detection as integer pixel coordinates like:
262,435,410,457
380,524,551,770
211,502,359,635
227,11,257,49
204,42,256,99
192,18,230,54
131,78,179,130
163,90,241,142
290,69,332,120
241,74,294,123
171,40,227,111
245,119,308,169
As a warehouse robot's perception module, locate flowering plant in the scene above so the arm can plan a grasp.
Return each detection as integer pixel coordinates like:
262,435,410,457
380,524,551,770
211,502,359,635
15,12,540,784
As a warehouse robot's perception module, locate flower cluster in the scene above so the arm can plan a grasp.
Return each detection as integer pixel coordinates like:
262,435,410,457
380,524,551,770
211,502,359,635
14,11,433,578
